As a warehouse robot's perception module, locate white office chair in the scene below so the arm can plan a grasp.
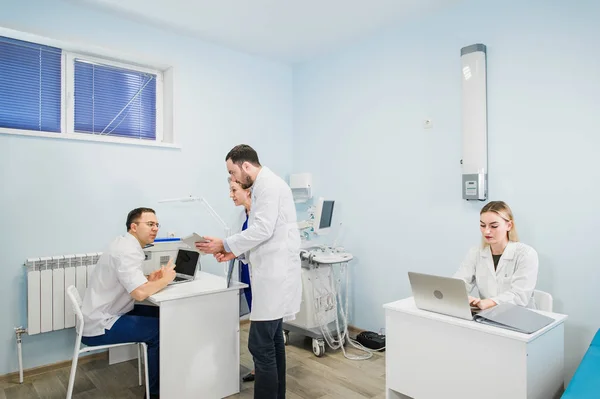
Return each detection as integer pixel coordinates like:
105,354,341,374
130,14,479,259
65,285,150,399
533,289,553,312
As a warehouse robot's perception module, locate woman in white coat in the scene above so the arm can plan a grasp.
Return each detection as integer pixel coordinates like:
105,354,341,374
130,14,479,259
454,201,539,310
229,178,253,316
228,177,256,382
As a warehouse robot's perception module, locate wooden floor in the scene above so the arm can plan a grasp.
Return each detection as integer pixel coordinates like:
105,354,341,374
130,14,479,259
0,323,386,399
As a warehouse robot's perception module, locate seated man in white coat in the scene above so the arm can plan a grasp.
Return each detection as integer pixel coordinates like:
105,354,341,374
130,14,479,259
81,207,176,399
197,144,302,399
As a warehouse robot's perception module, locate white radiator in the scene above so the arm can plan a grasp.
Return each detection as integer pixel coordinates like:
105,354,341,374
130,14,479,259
25,253,101,335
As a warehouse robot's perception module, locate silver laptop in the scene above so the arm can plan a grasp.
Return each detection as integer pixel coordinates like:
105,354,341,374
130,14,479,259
168,249,200,285
408,272,480,320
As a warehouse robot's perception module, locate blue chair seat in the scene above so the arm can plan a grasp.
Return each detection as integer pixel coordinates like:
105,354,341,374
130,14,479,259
562,330,600,398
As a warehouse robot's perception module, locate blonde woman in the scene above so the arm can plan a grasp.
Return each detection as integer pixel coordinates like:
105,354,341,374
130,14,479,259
228,177,253,312
454,201,539,310
228,177,256,382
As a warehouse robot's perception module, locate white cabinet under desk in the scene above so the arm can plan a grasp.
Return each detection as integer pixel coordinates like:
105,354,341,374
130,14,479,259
383,297,567,399
151,272,246,399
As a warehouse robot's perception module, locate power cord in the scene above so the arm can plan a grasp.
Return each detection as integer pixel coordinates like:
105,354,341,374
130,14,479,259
311,261,386,360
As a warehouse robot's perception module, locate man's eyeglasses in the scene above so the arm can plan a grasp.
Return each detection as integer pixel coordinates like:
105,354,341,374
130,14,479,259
135,221,160,229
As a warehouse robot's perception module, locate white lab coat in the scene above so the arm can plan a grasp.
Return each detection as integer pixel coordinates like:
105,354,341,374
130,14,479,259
226,167,302,322
453,241,539,308
81,233,147,336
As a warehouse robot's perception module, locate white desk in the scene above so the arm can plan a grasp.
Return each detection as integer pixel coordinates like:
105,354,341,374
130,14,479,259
384,297,567,399
109,272,247,399
149,271,247,399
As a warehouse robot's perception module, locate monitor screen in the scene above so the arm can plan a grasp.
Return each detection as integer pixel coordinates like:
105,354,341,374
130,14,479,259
174,249,200,276
319,200,335,229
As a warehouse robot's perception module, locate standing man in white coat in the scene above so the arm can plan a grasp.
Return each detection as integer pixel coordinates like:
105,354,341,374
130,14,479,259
197,144,301,399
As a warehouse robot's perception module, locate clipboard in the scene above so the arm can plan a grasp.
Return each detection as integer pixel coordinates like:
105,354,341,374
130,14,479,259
473,303,555,334
181,233,208,252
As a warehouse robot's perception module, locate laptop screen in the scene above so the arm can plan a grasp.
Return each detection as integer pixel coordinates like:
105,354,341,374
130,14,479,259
174,249,200,276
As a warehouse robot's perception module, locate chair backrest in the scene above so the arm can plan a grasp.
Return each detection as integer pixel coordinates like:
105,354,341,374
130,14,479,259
66,285,84,337
533,289,553,312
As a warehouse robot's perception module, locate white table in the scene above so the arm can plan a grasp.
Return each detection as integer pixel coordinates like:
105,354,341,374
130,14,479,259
149,271,247,399
384,297,567,399
109,272,247,399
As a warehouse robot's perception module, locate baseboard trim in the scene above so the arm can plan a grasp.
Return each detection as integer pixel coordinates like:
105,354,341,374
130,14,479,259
0,351,108,384
1,323,367,382
240,319,365,339
348,325,366,336
240,319,363,332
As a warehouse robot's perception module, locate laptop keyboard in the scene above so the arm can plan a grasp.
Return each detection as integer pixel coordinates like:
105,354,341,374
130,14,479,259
174,277,186,282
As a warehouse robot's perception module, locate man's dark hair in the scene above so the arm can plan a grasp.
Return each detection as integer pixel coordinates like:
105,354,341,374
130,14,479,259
225,144,261,167
126,207,155,231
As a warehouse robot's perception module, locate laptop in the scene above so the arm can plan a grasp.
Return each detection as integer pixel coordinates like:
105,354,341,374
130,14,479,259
169,249,200,285
408,271,480,320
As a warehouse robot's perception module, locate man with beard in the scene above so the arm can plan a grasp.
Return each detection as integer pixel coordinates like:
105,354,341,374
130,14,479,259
196,145,302,399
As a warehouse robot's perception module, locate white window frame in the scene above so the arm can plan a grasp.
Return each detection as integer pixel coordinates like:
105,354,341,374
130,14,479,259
65,52,164,143
0,27,176,149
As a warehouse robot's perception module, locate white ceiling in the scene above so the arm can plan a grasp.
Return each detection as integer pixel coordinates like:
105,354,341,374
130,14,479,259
76,0,462,64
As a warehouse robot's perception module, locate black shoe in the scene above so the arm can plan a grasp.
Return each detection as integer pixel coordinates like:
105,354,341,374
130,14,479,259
242,372,255,382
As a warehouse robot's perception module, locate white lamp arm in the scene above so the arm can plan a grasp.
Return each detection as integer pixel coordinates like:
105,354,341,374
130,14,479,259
158,195,231,237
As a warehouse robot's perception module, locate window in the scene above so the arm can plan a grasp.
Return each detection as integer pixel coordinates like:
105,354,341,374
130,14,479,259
73,60,157,140
0,31,170,147
0,36,62,132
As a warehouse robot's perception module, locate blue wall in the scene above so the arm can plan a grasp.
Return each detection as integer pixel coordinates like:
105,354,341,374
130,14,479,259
2,0,599,386
0,0,293,376
293,0,600,383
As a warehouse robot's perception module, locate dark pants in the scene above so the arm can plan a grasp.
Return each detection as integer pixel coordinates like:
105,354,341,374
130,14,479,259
248,318,285,399
82,305,160,395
